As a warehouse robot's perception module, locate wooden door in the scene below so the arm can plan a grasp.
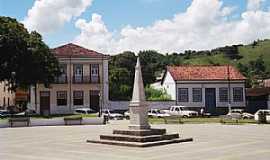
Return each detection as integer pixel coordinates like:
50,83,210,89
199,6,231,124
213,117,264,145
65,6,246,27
205,88,216,115
90,90,100,112
40,91,50,116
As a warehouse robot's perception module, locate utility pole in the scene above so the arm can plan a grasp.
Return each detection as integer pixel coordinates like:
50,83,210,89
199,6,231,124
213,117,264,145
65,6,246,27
227,65,231,113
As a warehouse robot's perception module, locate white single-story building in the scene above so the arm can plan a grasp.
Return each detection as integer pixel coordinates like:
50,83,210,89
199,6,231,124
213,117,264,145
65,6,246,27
160,65,246,115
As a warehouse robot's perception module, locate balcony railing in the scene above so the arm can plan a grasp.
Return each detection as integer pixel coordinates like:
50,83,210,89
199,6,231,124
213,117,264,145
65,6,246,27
72,76,100,84
55,76,68,84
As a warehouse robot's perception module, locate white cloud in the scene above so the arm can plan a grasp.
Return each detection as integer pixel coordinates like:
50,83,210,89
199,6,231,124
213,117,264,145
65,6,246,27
247,0,265,11
74,0,270,55
23,0,93,34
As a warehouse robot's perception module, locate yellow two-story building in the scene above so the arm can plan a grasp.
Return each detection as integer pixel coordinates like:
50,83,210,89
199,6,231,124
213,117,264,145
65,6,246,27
30,43,109,115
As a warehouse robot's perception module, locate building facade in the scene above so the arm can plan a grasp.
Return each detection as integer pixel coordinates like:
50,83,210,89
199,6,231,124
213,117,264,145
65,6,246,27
161,65,246,115
30,43,109,115
0,81,15,109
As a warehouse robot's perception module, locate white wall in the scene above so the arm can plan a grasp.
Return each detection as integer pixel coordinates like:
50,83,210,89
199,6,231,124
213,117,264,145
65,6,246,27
162,72,176,100
103,59,109,106
175,81,246,108
108,101,175,111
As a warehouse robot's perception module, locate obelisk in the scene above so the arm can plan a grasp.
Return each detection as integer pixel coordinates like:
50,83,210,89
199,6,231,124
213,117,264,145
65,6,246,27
87,57,193,147
129,57,150,130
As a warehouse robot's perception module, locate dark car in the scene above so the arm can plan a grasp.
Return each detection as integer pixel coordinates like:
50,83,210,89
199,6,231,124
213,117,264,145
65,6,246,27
0,110,11,118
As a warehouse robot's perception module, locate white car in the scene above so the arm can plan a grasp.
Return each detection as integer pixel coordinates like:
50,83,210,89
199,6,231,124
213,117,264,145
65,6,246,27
148,109,170,118
15,109,37,116
254,110,270,121
124,110,130,119
102,109,124,120
227,109,254,119
74,108,97,115
166,106,198,118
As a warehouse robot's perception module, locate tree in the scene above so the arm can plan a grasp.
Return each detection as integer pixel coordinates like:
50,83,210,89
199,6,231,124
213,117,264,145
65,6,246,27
0,16,60,90
145,86,171,101
237,56,269,87
138,50,165,85
109,52,137,100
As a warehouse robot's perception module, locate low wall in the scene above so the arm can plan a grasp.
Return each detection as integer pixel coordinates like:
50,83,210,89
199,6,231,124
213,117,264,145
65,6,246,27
0,117,104,128
108,101,175,111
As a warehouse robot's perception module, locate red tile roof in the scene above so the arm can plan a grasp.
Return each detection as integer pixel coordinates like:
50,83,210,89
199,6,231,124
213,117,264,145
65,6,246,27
51,43,109,58
167,65,246,81
246,87,270,96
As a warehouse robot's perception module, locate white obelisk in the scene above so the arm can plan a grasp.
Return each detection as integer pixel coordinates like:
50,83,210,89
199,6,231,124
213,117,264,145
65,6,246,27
129,58,150,130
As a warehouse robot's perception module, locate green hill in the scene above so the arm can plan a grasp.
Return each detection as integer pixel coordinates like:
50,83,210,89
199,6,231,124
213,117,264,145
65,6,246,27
109,39,270,100
238,40,270,71
176,39,270,71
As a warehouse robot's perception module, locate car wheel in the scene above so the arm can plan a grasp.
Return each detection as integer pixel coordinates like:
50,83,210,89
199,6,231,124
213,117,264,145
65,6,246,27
183,115,188,118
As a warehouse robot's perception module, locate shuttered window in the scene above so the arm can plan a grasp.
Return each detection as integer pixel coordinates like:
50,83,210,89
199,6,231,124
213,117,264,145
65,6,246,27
178,88,189,102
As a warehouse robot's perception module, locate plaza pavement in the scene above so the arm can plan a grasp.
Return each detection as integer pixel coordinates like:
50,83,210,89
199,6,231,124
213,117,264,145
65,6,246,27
1,120,270,160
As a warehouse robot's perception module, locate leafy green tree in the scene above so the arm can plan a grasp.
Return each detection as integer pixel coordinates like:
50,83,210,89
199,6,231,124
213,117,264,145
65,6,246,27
145,86,171,101
109,52,137,100
237,56,269,87
0,16,60,90
138,50,165,85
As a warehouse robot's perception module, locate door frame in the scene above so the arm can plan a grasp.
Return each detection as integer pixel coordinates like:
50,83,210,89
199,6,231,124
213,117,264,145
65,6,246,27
40,91,50,116
205,88,216,114
89,90,100,112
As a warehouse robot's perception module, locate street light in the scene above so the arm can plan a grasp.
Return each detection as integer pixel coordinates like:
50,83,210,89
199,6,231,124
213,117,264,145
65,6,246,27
227,65,231,113
98,92,102,117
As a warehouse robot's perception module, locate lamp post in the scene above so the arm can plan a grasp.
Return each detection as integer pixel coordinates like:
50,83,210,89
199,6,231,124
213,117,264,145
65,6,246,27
227,65,231,113
98,92,102,117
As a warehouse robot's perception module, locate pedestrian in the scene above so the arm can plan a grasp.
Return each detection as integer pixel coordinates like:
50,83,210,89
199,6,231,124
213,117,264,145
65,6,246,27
200,108,204,117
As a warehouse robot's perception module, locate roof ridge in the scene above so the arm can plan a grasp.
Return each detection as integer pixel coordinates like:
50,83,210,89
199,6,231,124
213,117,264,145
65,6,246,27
167,65,246,81
51,43,109,58
168,64,234,67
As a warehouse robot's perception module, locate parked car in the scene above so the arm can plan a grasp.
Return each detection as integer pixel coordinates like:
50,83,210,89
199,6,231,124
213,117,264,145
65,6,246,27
124,110,130,119
227,109,254,119
148,109,170,118
0,110,11,118
102,109,124,120
74,108,97,115
254,110,270,121
165,106,198,118
16,109,37,116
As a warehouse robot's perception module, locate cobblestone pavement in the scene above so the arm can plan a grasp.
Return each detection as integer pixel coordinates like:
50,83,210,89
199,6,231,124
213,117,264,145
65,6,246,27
1,120,270,160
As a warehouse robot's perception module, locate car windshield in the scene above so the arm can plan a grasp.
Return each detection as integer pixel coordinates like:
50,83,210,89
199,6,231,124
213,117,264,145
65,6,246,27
156,110,162,114
160,110,166,114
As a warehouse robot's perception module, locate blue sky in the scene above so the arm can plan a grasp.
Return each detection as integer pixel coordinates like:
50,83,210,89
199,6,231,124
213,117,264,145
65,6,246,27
1,0,270,54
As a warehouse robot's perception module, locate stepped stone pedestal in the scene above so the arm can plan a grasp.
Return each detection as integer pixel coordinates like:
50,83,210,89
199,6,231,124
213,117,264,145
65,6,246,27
87,58,193,147
87,128,192,147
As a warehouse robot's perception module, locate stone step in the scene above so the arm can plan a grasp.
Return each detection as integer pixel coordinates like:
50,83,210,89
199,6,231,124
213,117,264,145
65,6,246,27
100,133,179,143
87,138,193,147
113,128,166,136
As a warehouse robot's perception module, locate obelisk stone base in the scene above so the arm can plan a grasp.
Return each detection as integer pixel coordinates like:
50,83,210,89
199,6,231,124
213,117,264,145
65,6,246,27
129,105,150,130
